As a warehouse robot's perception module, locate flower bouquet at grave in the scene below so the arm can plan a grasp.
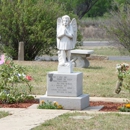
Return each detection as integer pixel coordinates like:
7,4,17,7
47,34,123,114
115,63,129,94
115,62,130,112
118,100,130,112
38,100,63,109
0,54,34,104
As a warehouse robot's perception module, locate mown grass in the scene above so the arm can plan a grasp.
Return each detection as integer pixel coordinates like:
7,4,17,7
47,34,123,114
14,60,130,98
32,112,130,130
14,57,130,130
78,46,130,56
0,111,9,119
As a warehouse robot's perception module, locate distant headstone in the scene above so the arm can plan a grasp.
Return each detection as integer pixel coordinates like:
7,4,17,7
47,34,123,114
18,41,24,61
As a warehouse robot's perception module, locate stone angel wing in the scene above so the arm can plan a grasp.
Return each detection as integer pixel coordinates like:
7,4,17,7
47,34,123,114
57,17,62,49
70,18,77,48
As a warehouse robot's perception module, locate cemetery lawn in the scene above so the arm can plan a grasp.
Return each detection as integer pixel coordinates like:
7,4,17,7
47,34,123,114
32,112,130,130
14,60,130,98
0,111,9,119
79,46,130,56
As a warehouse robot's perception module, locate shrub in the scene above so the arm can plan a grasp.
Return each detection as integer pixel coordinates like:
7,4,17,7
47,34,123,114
0,0,69,60
0,54,33,103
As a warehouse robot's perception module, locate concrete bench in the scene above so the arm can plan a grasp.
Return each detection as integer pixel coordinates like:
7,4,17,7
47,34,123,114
71,49,94,68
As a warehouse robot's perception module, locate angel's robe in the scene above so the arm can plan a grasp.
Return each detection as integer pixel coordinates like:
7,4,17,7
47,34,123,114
57,25,74,50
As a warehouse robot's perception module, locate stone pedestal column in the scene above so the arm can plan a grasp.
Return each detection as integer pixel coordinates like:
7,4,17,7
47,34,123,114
18,42,24,61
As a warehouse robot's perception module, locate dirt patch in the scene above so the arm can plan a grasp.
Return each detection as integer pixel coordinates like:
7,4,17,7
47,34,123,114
90,101,124,112
0,100,39,108
0,101,124,112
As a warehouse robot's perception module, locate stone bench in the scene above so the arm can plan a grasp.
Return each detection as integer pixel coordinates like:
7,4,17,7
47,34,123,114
71,49,94,68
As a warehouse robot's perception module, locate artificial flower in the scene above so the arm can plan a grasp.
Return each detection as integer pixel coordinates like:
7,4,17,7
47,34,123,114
40,100,45,104
125,103,130,108
0,54,5,65
26,75,32,81
53,101,59,106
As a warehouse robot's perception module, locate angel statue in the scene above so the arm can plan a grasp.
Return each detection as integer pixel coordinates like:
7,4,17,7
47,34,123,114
57,15,77,66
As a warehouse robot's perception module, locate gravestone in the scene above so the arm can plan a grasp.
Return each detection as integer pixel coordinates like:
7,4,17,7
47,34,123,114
47,71,83,97
18,41,24,61
39,15,89,110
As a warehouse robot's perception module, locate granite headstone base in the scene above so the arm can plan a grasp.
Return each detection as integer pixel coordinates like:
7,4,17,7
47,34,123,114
39,94,89,110
47,71,83,97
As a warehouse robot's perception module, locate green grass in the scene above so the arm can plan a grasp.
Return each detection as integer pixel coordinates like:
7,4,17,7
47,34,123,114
0,111,9,119
14,60,130,98
78,46,130,56
32,112,130,130
13,55,130,130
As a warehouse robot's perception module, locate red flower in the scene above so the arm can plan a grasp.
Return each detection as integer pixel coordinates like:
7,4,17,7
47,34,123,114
26,75,32,81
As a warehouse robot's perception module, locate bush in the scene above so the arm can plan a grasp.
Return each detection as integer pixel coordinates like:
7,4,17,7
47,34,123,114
0,0,71,60
0,54,33,103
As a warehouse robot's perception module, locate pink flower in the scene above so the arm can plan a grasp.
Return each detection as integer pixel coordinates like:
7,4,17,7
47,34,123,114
26,75,32,81
0,54,5,65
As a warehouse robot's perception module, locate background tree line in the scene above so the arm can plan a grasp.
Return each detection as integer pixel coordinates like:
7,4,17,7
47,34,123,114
0,0,130,60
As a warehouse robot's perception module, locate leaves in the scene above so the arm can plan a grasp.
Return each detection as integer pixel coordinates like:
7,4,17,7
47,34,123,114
38,100,63,109
0,0,67,60
0,55,33,103
104,3,130,53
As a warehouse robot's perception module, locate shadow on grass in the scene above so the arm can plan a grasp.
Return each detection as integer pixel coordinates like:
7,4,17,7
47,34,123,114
88,66,103,69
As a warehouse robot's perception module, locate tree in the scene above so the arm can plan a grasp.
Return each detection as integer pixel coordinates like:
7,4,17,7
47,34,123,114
0,0,78,60
53,0,99,19
104,4,130,54
114,0,130,12
86,0,112,17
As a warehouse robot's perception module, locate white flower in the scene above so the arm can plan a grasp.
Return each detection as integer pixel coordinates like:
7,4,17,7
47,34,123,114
116,64,121,70
18,73,21,77
8,76,14,82
22,73,26,77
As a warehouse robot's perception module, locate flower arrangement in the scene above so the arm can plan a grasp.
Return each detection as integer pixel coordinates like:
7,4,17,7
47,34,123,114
38,100,63,109
115,63,129,94
118,102,130,112
115,63,130,112
0,54,33,104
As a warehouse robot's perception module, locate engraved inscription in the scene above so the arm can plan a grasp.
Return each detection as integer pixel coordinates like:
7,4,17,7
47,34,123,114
48,74,53,81
48,74,76,95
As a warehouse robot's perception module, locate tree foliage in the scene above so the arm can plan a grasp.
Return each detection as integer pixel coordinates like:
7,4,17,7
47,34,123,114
114,0,130,5
104,4,130,54
114,0,130,12
52,0,99,19
86,0,112,17
0,0,79,60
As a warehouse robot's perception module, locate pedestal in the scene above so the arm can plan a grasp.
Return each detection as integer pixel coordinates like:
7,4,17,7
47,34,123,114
40,94,89,110
58,62,74,73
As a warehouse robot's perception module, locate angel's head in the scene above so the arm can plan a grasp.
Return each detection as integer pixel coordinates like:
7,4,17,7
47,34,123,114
62,15,70,27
